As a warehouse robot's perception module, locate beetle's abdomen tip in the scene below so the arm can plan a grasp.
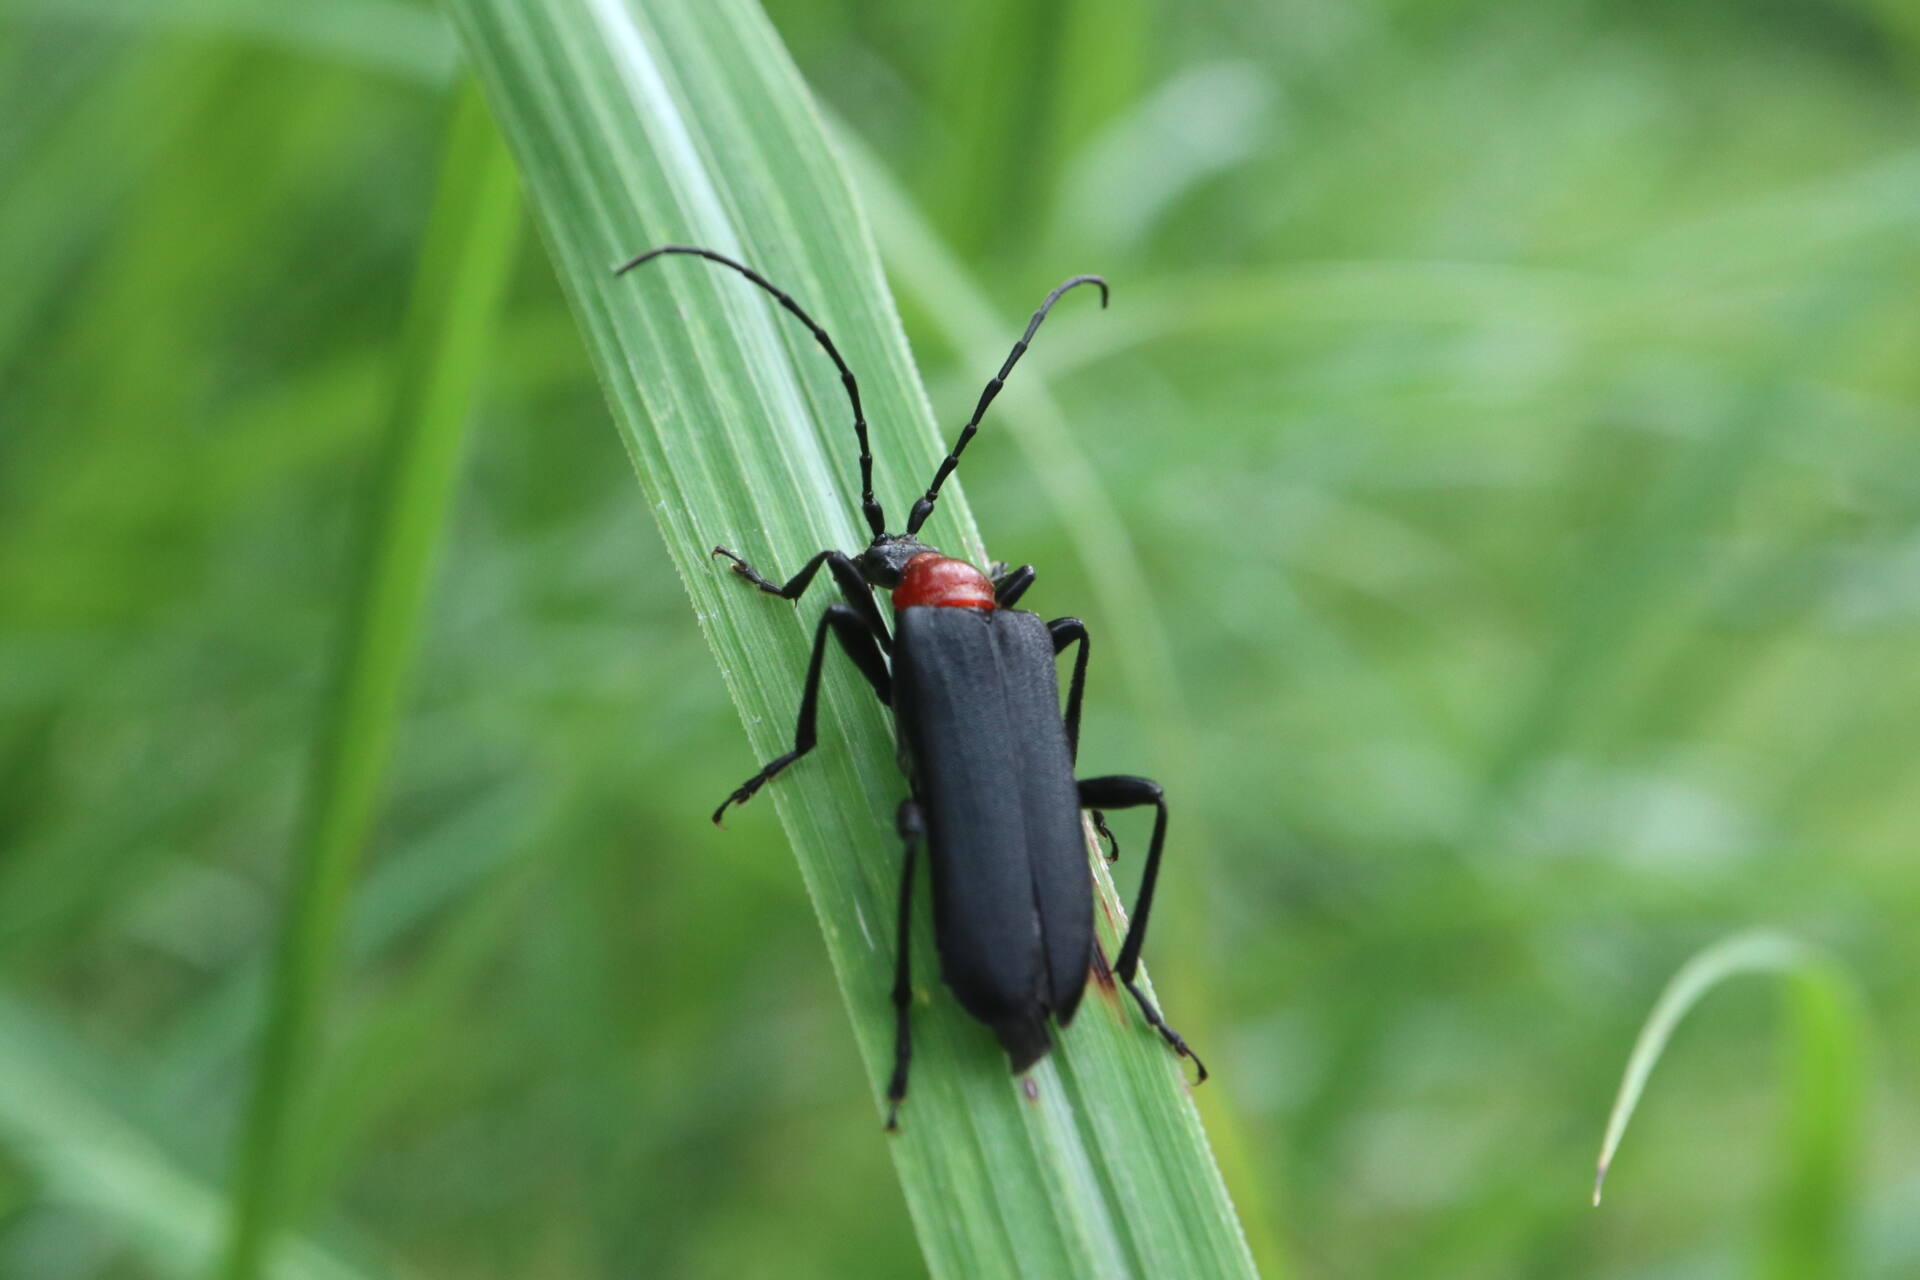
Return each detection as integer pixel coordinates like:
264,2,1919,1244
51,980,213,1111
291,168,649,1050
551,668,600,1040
995,1011,1054,1075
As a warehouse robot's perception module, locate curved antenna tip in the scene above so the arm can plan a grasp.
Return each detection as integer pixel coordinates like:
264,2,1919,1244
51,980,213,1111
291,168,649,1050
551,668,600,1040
1060,273,1109,309
612,244,688,276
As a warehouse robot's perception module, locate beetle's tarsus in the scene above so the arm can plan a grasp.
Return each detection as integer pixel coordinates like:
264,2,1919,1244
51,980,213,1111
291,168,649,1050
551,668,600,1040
1122,974,1207,1084
712,545,782,593
1091,809,1119,861
1159,1024,1209,1084
713,759,787,824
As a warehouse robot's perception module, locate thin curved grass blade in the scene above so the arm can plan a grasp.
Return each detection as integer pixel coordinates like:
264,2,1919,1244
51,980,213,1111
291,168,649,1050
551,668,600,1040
1594,931,1865,1279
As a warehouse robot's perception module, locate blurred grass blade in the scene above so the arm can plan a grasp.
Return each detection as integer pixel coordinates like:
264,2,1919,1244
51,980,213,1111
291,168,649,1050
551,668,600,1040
220,79,520,1278
1594,931,1865,1277
0,993,371,1280
1,0,457,85
444,1,1259,1274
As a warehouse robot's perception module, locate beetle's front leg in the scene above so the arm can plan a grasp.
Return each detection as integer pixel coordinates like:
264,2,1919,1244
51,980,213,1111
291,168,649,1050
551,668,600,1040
712,604,891,824
714,546,891,651
712,545,837,597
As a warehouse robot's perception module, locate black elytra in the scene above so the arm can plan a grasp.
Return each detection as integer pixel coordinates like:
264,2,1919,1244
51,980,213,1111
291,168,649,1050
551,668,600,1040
615,244,1205,1127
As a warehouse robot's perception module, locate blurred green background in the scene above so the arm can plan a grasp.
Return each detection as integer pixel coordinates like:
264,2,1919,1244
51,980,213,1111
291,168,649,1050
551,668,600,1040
3,0,1918,1276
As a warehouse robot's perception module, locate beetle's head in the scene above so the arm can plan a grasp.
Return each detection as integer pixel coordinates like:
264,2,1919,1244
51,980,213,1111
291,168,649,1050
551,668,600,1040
860,533,937,587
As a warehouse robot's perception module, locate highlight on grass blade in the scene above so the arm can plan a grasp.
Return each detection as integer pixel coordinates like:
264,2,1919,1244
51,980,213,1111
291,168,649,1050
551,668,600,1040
1592,931,1866,1273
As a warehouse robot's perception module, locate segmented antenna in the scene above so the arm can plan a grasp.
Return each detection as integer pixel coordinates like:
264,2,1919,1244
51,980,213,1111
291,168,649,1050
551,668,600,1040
615,245,886,538
905,275,1108,537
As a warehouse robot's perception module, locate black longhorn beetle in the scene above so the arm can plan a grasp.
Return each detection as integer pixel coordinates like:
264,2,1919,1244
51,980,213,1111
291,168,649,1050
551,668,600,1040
616,244,1204,1127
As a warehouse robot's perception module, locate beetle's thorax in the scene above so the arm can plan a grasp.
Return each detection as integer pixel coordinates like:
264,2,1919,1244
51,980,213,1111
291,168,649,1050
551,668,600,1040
892,553,995,611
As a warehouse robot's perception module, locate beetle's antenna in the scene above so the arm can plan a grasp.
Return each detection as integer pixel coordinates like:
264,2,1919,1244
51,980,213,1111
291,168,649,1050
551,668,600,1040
905,274,1107,537
616,245,886,538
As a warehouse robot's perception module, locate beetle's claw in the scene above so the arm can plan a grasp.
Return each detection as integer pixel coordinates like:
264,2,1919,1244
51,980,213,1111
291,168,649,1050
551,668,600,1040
1182,1043,1210,1085
1164,1028,1208,1084
712,791,748,826
1091,810,1119,861
1155,1022,1208,1084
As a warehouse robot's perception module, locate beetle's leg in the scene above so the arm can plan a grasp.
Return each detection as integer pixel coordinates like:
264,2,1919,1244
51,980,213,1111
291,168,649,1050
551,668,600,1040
1074,775,1206,1082
829,551,893,652
993,563,1036,608
1089,810,1119,862
711,544,836,596
714,547,891,652
1048,618,1116,860
1046,618,1091,759
712,604,890,824
885,798,925,1130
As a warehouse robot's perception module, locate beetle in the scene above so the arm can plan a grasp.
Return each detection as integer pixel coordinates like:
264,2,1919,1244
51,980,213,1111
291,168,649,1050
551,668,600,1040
616,244,1204,1127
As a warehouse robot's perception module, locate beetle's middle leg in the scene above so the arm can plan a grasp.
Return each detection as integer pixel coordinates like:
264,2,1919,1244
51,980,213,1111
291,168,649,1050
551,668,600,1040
992,563,1036,608
1074,774,1207,1082
885,797,924,1130
712,604,891,824
1049,617,1115,860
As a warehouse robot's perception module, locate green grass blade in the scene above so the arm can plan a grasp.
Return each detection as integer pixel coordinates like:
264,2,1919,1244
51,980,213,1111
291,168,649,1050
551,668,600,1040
443,1,1258,1274
219,78,521,1279
1770,966,1868,1280
1594,931,1866,1278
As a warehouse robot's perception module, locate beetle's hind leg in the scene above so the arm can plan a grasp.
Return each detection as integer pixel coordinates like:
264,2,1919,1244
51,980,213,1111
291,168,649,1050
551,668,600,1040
1089,810,1119,862
1074,775,1208,1083
712,604,891,824
885,798,924,1130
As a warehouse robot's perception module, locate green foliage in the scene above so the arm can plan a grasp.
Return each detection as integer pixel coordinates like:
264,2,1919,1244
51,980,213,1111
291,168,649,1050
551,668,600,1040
1,0,1917,1276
